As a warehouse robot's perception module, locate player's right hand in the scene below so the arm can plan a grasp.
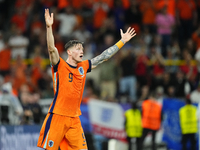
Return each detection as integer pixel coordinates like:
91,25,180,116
45,8,53,27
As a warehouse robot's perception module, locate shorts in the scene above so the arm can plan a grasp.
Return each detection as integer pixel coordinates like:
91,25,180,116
37,113,87,150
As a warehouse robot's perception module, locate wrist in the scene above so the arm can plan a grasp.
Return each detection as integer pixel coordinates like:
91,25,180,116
116,40,125,49
120,39,126,44
46,25,51,28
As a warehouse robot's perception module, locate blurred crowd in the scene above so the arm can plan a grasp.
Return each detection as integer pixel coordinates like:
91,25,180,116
0,0,200,125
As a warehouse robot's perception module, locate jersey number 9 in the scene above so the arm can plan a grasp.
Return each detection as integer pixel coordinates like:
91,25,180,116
69,73,73,82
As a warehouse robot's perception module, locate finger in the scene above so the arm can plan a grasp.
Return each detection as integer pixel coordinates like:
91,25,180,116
129,28,135,34
45,9,48,15
126,27,131,33
120,29,123,35
131,33,137,37
45,9,48,17
130,29,136,35
51,13,53,18
47,8,50,15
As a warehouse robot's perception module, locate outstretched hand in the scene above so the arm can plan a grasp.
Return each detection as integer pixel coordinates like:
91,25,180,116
45,8,53,27
120,27,136,43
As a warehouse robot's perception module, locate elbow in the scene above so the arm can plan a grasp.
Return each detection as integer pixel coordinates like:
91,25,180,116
48,45,56,53
48,47,54,53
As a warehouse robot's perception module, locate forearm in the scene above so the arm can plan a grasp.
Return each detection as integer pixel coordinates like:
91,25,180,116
46,26,59,65
46,26,55,52
91,40,125,69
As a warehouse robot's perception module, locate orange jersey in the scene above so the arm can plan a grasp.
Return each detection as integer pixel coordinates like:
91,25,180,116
48,57,91,117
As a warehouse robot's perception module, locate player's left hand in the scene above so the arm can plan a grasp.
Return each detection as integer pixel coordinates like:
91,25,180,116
120,27,136,43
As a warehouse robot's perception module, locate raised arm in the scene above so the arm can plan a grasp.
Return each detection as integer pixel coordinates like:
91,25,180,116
45,8,59,65
91,27,136,69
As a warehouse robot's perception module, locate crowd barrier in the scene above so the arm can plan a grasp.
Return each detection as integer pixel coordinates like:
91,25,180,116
0,98,199,150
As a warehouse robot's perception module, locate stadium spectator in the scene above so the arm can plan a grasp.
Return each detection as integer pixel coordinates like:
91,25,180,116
30,93,42,124
99,56,120,101
149,44,165,91
174,70,188,99
124,0,142,34
155,0,176,17
135,47,149,89
179,98,198,150
119,49,137,102
8,27,29,59
155,5,175,57
124,101,142,150
155,86,165,105
56,6,78,42
11,55,27,93
138,85,150,103
0,82,23,125
0,42,11,77
139,0,157,34
179,50,198,87
160,72,174,96
20,90,33,125
93,0,109,29
140,92,162,150
164,47,179,75
112,0,125,30
166,85,176,98
176,0,197,48
11,6,28,34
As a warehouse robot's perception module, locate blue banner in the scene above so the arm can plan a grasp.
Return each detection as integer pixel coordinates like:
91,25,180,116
80,103,92,133
162,98,199,150
0,125,41,150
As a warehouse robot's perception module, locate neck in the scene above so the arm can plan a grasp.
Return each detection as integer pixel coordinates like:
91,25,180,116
66,58,78,67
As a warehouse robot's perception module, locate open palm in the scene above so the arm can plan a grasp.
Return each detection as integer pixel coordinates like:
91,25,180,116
45,8,53,27
120,27,136,43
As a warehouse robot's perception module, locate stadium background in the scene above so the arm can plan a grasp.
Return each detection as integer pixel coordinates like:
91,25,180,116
0,0,200,150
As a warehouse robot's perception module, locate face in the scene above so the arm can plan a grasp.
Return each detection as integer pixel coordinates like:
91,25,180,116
68,44,84,63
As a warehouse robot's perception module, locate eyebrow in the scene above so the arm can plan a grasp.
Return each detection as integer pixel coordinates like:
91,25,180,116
75,44,83,49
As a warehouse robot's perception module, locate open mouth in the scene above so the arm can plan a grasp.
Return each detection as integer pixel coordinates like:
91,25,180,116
80,55,83,58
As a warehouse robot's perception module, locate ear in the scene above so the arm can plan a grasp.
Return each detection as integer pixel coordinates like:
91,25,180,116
67,49,71,56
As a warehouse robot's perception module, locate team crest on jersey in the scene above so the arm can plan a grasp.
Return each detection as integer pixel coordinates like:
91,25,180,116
48,140,54,147
78,67,84,75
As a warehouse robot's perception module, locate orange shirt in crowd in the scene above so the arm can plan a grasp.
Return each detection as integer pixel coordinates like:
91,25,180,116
142,99,162,130
11,12,27,33
31,56,43,87
121,0,130,9
156,0,176,17
11,57,27,92
0,48,11,71
93,3,108,29
57,0,94,10
176,0,196,20
140,0,156,25
57,0,69,10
